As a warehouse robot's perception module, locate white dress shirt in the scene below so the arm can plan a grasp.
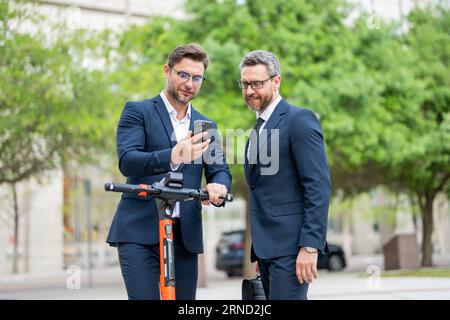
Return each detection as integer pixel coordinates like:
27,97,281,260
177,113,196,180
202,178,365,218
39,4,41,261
247,95,282,160
160,91,191,218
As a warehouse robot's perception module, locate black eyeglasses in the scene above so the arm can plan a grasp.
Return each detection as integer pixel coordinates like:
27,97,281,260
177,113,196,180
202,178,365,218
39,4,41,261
237,75,276,90
170,66,206,83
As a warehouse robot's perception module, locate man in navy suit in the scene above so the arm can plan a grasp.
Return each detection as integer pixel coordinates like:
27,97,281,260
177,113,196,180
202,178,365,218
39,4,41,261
107,44,231,300
239,50,331,300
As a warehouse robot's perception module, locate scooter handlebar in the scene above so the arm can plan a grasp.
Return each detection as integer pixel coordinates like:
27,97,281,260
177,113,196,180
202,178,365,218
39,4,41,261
104,182,157,194
104,182,233,203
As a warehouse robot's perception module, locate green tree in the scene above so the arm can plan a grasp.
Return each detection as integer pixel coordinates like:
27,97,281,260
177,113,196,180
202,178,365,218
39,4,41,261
109,0,387,275
183,0,361,275
322,5,449,266
0,1,115,272
184,0,450,267
109,0,449,270
396,5,450,266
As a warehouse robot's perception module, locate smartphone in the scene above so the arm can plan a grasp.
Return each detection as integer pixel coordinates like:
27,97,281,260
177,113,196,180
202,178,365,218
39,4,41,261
194,120,213,144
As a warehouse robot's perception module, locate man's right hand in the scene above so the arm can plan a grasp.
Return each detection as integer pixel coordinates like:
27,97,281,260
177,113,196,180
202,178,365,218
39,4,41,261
171,131,210,165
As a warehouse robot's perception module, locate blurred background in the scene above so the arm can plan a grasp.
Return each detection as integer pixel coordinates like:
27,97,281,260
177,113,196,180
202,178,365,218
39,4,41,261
0,0,449,299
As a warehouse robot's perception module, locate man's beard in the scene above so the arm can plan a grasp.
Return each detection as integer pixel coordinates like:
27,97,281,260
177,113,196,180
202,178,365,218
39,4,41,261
167,82,196,104
246,92,273,112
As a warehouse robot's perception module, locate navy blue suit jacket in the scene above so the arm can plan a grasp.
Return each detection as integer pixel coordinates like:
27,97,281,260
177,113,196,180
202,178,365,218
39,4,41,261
245,99,331,260
107,95,231,254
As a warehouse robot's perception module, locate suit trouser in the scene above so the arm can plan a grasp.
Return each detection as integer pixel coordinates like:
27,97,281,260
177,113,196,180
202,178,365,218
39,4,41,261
258,255,309,300
117,222,198,300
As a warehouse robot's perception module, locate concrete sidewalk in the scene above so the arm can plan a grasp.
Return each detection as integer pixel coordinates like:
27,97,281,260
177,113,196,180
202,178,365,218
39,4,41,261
309,272,450,299
2,253,450,300
1,268,450,300
198,271,450,300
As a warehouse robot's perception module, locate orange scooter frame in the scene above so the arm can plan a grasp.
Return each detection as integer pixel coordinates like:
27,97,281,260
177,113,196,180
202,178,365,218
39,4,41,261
157,204,176,299
141,183,176,300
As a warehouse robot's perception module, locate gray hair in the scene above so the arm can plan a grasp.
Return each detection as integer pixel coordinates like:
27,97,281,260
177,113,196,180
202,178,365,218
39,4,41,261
239,50,281,76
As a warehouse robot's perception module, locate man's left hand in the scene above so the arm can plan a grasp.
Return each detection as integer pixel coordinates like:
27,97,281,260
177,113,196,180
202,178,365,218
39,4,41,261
296,247,318,284
202,183,228,206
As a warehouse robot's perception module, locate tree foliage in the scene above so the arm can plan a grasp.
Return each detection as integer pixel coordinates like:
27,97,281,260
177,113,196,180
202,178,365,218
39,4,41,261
108,0,449,266
0,0,115,184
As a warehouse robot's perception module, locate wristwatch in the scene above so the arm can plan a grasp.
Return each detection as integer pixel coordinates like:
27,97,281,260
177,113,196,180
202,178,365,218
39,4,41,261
304,247,318,253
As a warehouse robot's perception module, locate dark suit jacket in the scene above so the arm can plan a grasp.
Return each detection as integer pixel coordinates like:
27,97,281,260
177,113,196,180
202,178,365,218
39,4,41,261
245,99,331,261
107,95,231,254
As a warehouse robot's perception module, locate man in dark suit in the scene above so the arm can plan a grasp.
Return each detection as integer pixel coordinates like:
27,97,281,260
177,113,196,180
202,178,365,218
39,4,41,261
239,50,331,300
107,44,231,300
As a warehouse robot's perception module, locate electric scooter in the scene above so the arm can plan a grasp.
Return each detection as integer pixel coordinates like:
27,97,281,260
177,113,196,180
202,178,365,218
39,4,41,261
104,172,233,300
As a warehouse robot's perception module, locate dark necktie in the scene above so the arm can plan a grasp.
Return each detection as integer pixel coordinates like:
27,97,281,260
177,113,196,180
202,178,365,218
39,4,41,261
248,117,265,166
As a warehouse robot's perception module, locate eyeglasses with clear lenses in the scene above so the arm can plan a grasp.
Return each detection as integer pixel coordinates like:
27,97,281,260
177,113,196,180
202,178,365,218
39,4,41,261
170,66,206,84
237,75,276,90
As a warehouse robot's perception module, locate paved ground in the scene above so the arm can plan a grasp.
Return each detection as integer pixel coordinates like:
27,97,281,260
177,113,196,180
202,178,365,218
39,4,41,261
1,255,450,300
1,269,450,300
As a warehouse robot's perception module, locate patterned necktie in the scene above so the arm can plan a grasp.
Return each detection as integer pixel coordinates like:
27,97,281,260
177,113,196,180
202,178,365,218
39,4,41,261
248,117,265,166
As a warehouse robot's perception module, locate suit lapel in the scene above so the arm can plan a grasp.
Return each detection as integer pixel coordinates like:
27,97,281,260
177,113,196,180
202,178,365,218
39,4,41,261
249,99,287,178
153,96,177,148
189,106,200,133
258,100,287,152
244,139,250,183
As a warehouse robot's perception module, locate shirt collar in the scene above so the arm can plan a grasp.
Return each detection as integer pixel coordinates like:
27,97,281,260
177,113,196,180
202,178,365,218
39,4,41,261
257,95,282,122
160,91,191,120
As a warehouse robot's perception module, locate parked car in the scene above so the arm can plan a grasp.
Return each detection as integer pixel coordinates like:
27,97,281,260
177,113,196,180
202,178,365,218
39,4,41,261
215,230,346,277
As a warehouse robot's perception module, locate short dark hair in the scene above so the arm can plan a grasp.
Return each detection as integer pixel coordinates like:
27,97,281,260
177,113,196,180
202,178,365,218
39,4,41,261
167,43,209,71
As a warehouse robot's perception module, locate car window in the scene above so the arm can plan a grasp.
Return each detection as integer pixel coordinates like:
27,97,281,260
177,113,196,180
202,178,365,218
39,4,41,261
221,232,243,243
